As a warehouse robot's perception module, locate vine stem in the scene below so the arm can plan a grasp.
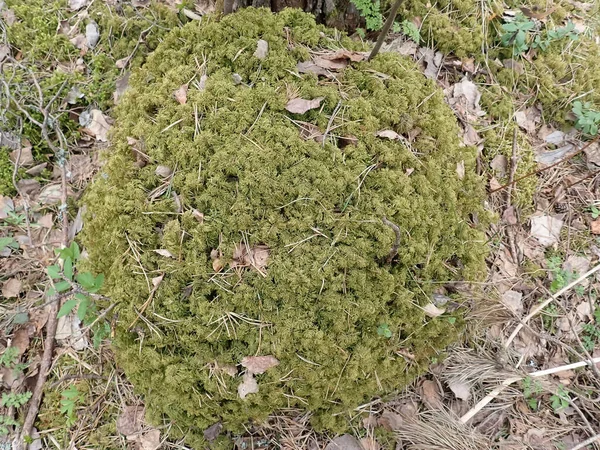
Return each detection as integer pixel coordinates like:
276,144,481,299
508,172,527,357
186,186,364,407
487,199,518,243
368,0,406,61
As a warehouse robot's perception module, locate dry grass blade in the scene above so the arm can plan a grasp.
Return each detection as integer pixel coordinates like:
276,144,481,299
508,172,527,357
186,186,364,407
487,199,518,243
395,410,492,450
441,348,516,388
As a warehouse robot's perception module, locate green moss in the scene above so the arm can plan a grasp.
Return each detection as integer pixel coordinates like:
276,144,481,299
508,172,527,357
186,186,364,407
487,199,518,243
0,148,16,196
81,8,488,446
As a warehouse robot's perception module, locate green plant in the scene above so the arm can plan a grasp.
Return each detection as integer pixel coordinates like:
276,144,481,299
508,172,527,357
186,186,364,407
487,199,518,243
522,376,543,410
377,323,392,338
46,242,108,348
2,211,26,226
400,19,420,43
550,384,570,411
581,307,600,351
60,385,84,427
81,9,488,445
587,205,600,219
532,21,578,51
572,101,600,136
0,347,19,367
1,391,32,408
350,0,384,31
0,236,19,253
546,256,581,294
0,415,19,436
500,15,535,56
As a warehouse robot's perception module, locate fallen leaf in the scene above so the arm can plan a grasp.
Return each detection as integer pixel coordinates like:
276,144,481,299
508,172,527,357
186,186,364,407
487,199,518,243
422,303,445,318
0,196,14,220
419,48,443,79
25,163,47,176
503,59,524,74
138,429,161,450
116,405,145,436
55,313,87,350
154,249,174,258
174,84,188,105
490,154,508,177
297,121,324,143
69,0,88,9
2,278,22,298
584,141,600,166
530,215,563,246
321,49,367,63
502,205,518,225
11,328,29,356
462,124,480,146
241,355,279,374
377,411,404,431
17,179,41,197
285,97,324,114
254,39,268,59
212,258,224,272
65,86,85,105
448,77,485,121
501,290,523,316
192,209,204,223
204,422,223,442
297,61,331,77
68,206,85,241
360,437,381,450
238,372,259,399
543,130,565,146
376,129,401,140
70,34,87,51
38,213,54,229
592,219,600,235
155,165,172,178
10,146,34,167
515,107,541,134
520,5,555,19
81,109,112,142
456,160,465,179
231,243,270,271
420,379,443,409
38,184,63,205
0,44,10,62
448,380,471,401
85,21,100,48
115,57,128,69
536,144,574,166
325,434,364,450
462,57,476,73
563,255,590,276
383,38,418,56
218,364,237,377
576,301,592,321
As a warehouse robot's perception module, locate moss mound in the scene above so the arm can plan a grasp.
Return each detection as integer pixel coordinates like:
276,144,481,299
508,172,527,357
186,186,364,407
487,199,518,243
81,8,488,446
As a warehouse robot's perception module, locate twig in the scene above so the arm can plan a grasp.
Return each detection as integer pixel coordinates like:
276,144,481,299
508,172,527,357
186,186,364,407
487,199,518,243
382,217,401,264
505,262,600,348
570,434,600,450
490,135,600,194
460,356,600,424
368,0,406,60
504,127,519,265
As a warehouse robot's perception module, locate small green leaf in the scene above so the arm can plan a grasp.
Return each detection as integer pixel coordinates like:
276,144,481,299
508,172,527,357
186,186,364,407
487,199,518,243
47,265,61,280
77,296,90,321
54,280,71,293
13,312,29,324
0,237,18,252
94,274,104,290
446,316,457,324
76,272,95,290
70,242,80,261
57,299,78,318
63,257,73,281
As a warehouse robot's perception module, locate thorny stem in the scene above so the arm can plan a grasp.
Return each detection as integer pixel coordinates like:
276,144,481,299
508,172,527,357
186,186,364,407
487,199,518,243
368,0,406,61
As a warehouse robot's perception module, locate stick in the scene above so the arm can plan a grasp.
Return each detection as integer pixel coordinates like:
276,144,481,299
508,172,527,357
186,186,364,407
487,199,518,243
382,217,401,263
505,127,519,265
505,262,600,348
570,434,600,450
460,356,600,424
368,0,406,61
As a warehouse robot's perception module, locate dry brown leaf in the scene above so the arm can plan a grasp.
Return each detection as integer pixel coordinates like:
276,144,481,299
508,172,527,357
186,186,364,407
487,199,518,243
17,179,40,197
377,411,404,431
360,437,381,450
81,109,111,142
38,184,64,205
2,278,22,298
520,6,555,19
138,429,161,450
325,434,364,450
297,121,324,143
254,39,268,59
204,422,223,442
502,205,518,225
114,72,130,105
10,146,34,167
155,165,172,178
376,129,401,140
313,57,347,71
530,215,563,246
591,219,600,235
241,355,279,374
2,9,16,26
576,301,592,321
192,209,204,223
515,107,541,134
212,258,224,272
285,97,324,114
462,124,480,146
0,44,9,62
502,290,523,317
174,84,188,105
536,144,574,166
456,160,465,179
422,302,445,318
116,405,145,436
11,328,30,356
69,34,87,51
238,372,258,399
217,364,237,377
447,77,485,121
231,243,270,271
420,379,443,409
322,49,367,63
490,154,507,177
502,59,524,74
69,0,88,9
448,380,471,401
461,57,476,73
154,249,174,258
419,48,443,79
297,61,331,77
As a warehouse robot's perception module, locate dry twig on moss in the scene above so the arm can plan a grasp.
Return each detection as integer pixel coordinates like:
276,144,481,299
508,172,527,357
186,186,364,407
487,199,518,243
382,217,401,264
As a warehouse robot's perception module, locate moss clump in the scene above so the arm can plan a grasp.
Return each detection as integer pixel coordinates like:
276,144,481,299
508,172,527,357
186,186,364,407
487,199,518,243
0,148,16,196
81,8,488,447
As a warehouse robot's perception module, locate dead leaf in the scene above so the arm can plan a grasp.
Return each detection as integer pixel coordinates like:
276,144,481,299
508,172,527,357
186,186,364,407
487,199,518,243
297,121,324,143
520,6,555,19
18,179,41,197
192,209,204,223
154,249,174,258
174,84,188,105
218,364,237,377
81,109,111,142
592,219,600,235
297,61,331,77
383,38,418,56
376,129,401,140
0,44,10,62
325,434,364,450
65,86,85,105
254,39,268,59
448,380,471,401
563,255,590,276
422,303,445,318
10,146,34,167
360,437,380,450
530,215,563,246
285,97,324,114
419,48,443,79
377,411,404,431
420,380,443,409
241,355,279,374
86,21,100,48
69,34,87,51
502,59,524,74
536,144,574,166
204,422,223,442
115,57,128,69
212,258,224,272
238,372,259,399
68,206,85,241
462,57,476,73
38,213,54,229
2,278,22,298
69,0,88,9
155,165,172,178
490,155,508,177
462,124,480,146
231,243,270,271
0,196,14,220
543,130,565,146
55,313,87,350
576,301,592,321
584,141,600,166
447,77,485,121
456,160,465,179
138,429,161,450
38,184,63,205
25,163,47,176
322,49,367,63
501,290,523,316
11,328,30,356
116,405,145,436
515,107,541,134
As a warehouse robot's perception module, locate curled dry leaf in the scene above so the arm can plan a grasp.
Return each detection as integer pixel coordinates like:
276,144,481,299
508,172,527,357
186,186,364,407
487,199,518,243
116,405,145,436
192,209,204,223
155,165,172,178
254,39,268,59
10,146,34,167
154,249,174,258
490,154,507,177
376,130,401,140
241,355,279,374
204,422,223,442
448,380,471,401
2,278,22,298
297,61,331,77
530,214,563,246
447,77,485,121
590,219,600,235
38,184,65,205
285,97,324,114
238,372,259,399
86,21,100,48
81,109,112,142
174,84,188,105
422,302,445,318
515,107,541,134
420,379,443,409
502,205,518,225
297,121,324,143
231,243,270,271
138,429,161,450
536,144,574,166
501,290,523,316
18,179,40,197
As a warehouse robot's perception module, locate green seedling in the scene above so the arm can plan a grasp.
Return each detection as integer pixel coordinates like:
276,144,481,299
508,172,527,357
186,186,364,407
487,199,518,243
550,384,570,411
60,385,84,427
350,0,384,31
1,391,32,409
377,323,392,338
400,19,420,43
572,101,600,136
522,376,543,410
0,236,19,253
501,15,535,55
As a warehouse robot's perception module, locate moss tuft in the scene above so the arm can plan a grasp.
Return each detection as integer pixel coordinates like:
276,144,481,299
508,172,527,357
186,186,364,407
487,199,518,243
81,8,488,446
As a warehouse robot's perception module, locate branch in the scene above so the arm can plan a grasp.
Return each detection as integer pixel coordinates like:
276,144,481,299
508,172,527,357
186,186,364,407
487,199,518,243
369,0,406,61
382,217,401,264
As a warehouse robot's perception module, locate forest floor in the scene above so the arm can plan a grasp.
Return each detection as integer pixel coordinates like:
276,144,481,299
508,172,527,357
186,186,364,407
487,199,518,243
1,0,600,449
